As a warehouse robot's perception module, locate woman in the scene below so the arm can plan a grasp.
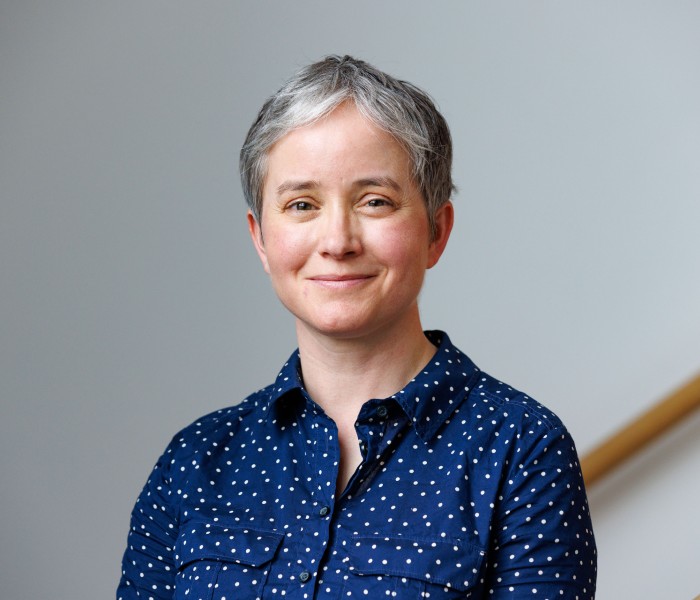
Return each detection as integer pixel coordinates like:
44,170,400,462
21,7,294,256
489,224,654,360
118,56,596,599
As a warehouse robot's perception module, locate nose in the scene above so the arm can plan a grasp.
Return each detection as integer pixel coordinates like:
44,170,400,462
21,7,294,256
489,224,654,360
317,206,362,259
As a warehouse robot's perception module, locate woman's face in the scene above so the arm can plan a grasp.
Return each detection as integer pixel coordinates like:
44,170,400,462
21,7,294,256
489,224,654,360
248,102,452,342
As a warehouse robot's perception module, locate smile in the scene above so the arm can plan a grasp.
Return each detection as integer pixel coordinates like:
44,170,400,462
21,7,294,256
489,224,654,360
308,274,375,289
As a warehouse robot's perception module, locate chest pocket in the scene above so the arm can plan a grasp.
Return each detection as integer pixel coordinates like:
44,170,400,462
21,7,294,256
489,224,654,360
344,534,486,598
174,520,284,600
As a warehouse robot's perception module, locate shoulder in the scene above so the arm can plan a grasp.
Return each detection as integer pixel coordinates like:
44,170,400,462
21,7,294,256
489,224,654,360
467,370,565,432
451,368,580,473
159,384,275,471
182,385,271,433
428,330,566,436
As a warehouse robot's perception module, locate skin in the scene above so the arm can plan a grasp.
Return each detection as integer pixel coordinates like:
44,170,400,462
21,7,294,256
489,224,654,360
248,102,453,493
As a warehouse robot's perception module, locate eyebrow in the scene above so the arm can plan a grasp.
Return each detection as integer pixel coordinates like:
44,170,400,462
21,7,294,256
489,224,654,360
275,176,403,197
353,176,402,192
276,180,320,196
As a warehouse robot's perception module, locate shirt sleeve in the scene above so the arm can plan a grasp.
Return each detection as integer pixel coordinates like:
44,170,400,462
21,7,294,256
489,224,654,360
117,440,180,600
486,426,597,598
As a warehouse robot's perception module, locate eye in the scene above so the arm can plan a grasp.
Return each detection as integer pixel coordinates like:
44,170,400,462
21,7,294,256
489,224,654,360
287,200,315,211
365,197,392,208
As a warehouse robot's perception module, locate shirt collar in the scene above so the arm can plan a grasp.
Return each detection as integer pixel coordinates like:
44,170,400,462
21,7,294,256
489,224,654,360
264,331,481,442
388,331,481,441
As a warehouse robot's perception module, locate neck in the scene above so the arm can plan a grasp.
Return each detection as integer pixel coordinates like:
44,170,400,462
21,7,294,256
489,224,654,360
296,314,436,427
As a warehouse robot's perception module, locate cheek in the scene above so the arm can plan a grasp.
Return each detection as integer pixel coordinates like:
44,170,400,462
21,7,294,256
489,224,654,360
265,233,311,274
373,223,430,269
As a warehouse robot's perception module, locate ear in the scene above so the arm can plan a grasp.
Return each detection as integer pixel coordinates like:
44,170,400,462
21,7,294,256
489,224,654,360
427,201,454,269
247,210,270,274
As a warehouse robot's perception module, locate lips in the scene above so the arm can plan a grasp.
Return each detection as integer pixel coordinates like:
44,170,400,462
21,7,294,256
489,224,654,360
311,274,373,281
308,274,375,288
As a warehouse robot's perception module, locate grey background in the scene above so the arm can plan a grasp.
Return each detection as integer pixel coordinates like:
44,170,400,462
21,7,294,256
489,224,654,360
2,2,699,598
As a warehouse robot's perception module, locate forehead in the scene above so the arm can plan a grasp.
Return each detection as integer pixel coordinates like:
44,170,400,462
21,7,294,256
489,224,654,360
262,104,412,192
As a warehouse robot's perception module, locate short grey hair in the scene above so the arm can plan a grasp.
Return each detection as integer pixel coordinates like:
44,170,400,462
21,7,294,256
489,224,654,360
240,55,454,236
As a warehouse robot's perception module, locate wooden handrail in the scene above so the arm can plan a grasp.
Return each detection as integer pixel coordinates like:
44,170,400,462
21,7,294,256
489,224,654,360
581,372,700,487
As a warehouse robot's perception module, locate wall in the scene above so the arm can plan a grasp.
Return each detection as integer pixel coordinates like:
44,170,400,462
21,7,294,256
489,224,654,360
2,1,699,598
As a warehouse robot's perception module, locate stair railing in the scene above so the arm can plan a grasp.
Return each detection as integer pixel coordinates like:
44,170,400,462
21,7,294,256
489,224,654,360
581,372,700,486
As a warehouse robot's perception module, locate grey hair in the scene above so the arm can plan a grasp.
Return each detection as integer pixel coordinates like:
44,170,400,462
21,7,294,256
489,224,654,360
240,55,455,236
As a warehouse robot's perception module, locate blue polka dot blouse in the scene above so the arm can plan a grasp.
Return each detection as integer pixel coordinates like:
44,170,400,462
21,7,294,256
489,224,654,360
118,331,596,599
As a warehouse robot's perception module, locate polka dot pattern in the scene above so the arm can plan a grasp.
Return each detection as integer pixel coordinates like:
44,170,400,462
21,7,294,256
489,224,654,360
118,331,596,599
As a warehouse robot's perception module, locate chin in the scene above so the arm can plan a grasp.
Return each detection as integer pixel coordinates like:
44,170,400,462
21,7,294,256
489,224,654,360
308,321,370,339
295,312,377,340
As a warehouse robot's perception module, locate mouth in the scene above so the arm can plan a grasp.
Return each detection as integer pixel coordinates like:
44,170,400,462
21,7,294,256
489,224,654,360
308,274,375,289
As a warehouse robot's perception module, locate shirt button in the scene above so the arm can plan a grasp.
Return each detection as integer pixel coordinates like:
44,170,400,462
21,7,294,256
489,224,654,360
299,570,311,583
376,404,388,418
319,505,330,517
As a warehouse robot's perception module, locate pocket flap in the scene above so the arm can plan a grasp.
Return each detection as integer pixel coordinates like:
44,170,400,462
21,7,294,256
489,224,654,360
175,521,284,569
346,534,486,591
